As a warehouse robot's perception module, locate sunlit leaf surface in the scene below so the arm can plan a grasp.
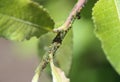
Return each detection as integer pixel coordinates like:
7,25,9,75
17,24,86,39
93,0,120,74
0,0,54,41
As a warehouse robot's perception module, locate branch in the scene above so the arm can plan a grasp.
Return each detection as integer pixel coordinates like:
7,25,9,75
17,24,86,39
32,0,86,82
54,0,86,32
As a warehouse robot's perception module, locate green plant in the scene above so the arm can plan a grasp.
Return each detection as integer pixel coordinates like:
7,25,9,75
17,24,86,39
0,0,120,82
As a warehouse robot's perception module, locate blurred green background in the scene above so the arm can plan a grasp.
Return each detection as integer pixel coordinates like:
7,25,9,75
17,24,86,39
0,0,120,82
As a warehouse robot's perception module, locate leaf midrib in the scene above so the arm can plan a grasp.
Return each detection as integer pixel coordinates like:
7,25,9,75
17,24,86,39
0,13,50,32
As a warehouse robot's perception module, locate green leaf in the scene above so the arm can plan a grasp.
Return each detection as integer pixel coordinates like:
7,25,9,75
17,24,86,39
92,0,120,74
50,53,70,82
38,30,73,75
33,0,75,26
0,0,54,41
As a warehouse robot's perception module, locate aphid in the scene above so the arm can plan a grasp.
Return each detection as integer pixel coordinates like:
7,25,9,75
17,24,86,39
76,12,81,19
52,32,62,44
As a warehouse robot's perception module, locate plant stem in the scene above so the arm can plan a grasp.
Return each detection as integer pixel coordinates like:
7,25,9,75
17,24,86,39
54,0,86,32
32,0,86,82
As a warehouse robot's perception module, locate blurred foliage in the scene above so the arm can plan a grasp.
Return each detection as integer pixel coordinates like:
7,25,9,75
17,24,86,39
13,37,38,58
